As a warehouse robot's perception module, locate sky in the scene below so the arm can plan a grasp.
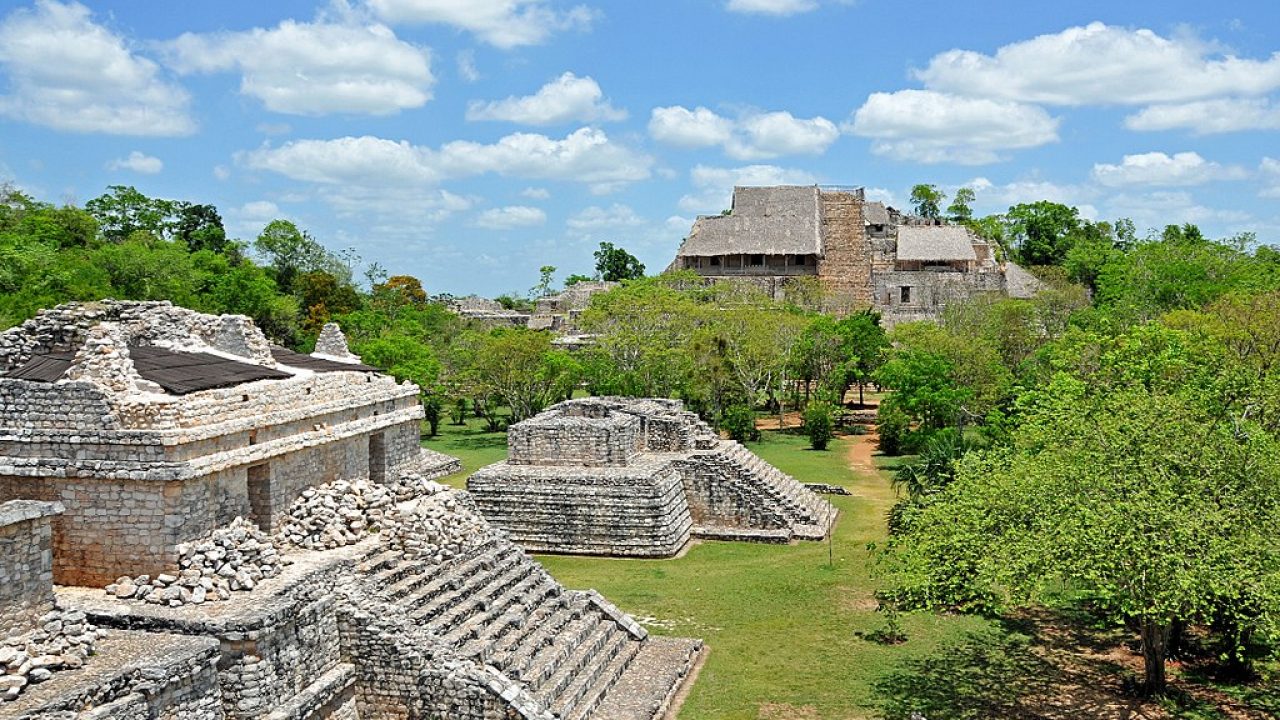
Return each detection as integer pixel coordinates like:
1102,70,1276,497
1,0,1278,296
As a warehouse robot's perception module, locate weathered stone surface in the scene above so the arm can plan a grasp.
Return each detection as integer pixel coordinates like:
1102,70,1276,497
469,397,838,557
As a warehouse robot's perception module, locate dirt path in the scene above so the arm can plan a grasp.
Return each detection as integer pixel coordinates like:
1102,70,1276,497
844,429,881,479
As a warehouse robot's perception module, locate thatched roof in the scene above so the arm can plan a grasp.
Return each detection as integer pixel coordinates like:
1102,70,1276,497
863,201,890,226
677,186,822,257
896,226,977,262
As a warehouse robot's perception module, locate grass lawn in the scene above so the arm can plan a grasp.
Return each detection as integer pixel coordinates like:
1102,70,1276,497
423,417,1280,719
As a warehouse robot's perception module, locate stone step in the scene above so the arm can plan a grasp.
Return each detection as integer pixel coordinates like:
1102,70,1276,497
413,558,528,626
534,619,624,704
517,609,601,687
397,543,522,614
380,538,500,600
438,572,560,647
556,637,641,720
488,600,581,672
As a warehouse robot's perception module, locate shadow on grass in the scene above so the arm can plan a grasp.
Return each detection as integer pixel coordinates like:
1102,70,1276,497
872,630,1063,720
442,433,508,451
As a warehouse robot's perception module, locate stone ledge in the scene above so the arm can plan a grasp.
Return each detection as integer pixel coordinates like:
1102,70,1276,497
0,499,63,527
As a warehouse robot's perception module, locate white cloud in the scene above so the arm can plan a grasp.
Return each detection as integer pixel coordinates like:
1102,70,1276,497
475,205,546,229
213,165,231,181
567,203,644,232
649,106,838,159
466,72,625,125
164,19,433,116
257,122,292,135
436,127,652,192
1105,190,1252,230
241,127,651,192
107,151,163,174
963,176,1096,215
1261,157,1280,199
1092,151,1248,187
1125,97,1280,135
848,90,1060,164
725,0,817,16
0,1,194,136
678,163,817,213
521,187,550,199
864,187,898,207
729,111,839,160
917,22,1280,106
649,106,734,147
227,200,285,236
365,0,597,48
456,49,480,82
240,136,441,185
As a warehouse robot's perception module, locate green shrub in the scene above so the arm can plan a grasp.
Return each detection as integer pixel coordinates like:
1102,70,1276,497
422,395,442,437
721,404,759,443
449,397,467,425
804,402,835,450
876,401,911,456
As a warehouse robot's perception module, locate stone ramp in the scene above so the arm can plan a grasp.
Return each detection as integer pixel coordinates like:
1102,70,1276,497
591,637,705,720
358,533,697,720
682,440,838,542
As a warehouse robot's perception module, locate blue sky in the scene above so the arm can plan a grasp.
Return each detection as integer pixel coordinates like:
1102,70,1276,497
1,0,1278,296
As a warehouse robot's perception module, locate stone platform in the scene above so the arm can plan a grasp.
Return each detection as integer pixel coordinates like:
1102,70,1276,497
469,398,838,558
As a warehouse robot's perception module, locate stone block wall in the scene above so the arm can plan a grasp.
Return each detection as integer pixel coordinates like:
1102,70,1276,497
468,461,692,556
0,500,61,637
873,269,1006,327
507,411,640,467
817,191,874,312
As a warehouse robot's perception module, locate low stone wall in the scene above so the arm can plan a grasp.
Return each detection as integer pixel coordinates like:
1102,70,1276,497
0,500,61,637
468,459,692,557
507,409,640,467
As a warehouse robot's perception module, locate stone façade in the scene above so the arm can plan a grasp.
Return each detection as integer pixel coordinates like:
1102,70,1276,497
468,397,839,556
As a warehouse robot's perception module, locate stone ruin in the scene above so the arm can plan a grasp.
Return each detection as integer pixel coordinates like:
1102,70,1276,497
468,397,838,556
0,302,704,720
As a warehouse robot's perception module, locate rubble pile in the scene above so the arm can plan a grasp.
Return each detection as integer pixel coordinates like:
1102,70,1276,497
384,485,488,564
105,518,287,606
1,608,104,701
276,479,397,550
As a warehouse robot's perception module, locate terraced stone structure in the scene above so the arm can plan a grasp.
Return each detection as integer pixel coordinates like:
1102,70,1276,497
0,301,459,587
469,397,838,556
0,302,704,719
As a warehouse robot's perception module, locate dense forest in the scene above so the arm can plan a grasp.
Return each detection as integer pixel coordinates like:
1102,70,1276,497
4,181,1279,696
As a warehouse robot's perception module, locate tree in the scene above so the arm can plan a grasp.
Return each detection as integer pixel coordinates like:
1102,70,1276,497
804,401,835,450
880,323,1280,696
450,328,580,427
593,242,645,281
175,203,228,254
836,309,889,405
564,273,593,287
253,219,347,295
85,185,179,243
531,265,556,298
909,184,946,220
1003,201,1080,266
946,187,975,222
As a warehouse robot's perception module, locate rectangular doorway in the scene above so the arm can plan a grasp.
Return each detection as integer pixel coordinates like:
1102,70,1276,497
247,463,271,530
368,432,386,484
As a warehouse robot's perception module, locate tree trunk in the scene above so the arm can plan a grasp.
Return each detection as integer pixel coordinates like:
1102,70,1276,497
1139,620,1170,696
858,382,864,406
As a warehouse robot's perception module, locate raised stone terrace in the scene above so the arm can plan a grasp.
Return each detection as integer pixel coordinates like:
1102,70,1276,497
0,302,704,719
0,301,459,586
468,397,838,556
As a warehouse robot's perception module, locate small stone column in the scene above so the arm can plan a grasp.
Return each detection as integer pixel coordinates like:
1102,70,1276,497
0,500,64,638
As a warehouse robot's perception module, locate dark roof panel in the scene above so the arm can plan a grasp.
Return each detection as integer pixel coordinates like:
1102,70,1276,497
128,346,293,395
5,352,74,382
270,346,378,374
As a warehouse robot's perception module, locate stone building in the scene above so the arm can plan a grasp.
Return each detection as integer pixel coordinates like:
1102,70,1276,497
671,185,1039,325
0,302,705,719
468,397,838,556
0,301,457,586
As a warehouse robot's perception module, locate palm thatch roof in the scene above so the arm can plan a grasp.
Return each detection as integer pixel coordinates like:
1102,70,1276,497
677,186,822,257
863,201,890,226
896,226,978,262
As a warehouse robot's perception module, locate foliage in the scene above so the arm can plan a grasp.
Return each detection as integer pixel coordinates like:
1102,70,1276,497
878,330,1280,695
909,184,945,220
531,265,556,298
592,241,645,281
946,187,975,223
564,273,593,286
876,401,912,456
449,327,580,427
721,404,760,443
1003,200,1081,266
803,401,836,450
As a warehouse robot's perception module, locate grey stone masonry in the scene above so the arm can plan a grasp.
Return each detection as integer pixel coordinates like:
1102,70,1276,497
0,301,456,586
50,476,702,720
0,500,62,638
469,397,837,558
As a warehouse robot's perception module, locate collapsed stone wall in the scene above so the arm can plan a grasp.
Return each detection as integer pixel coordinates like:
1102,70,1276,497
873,269,1006,327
